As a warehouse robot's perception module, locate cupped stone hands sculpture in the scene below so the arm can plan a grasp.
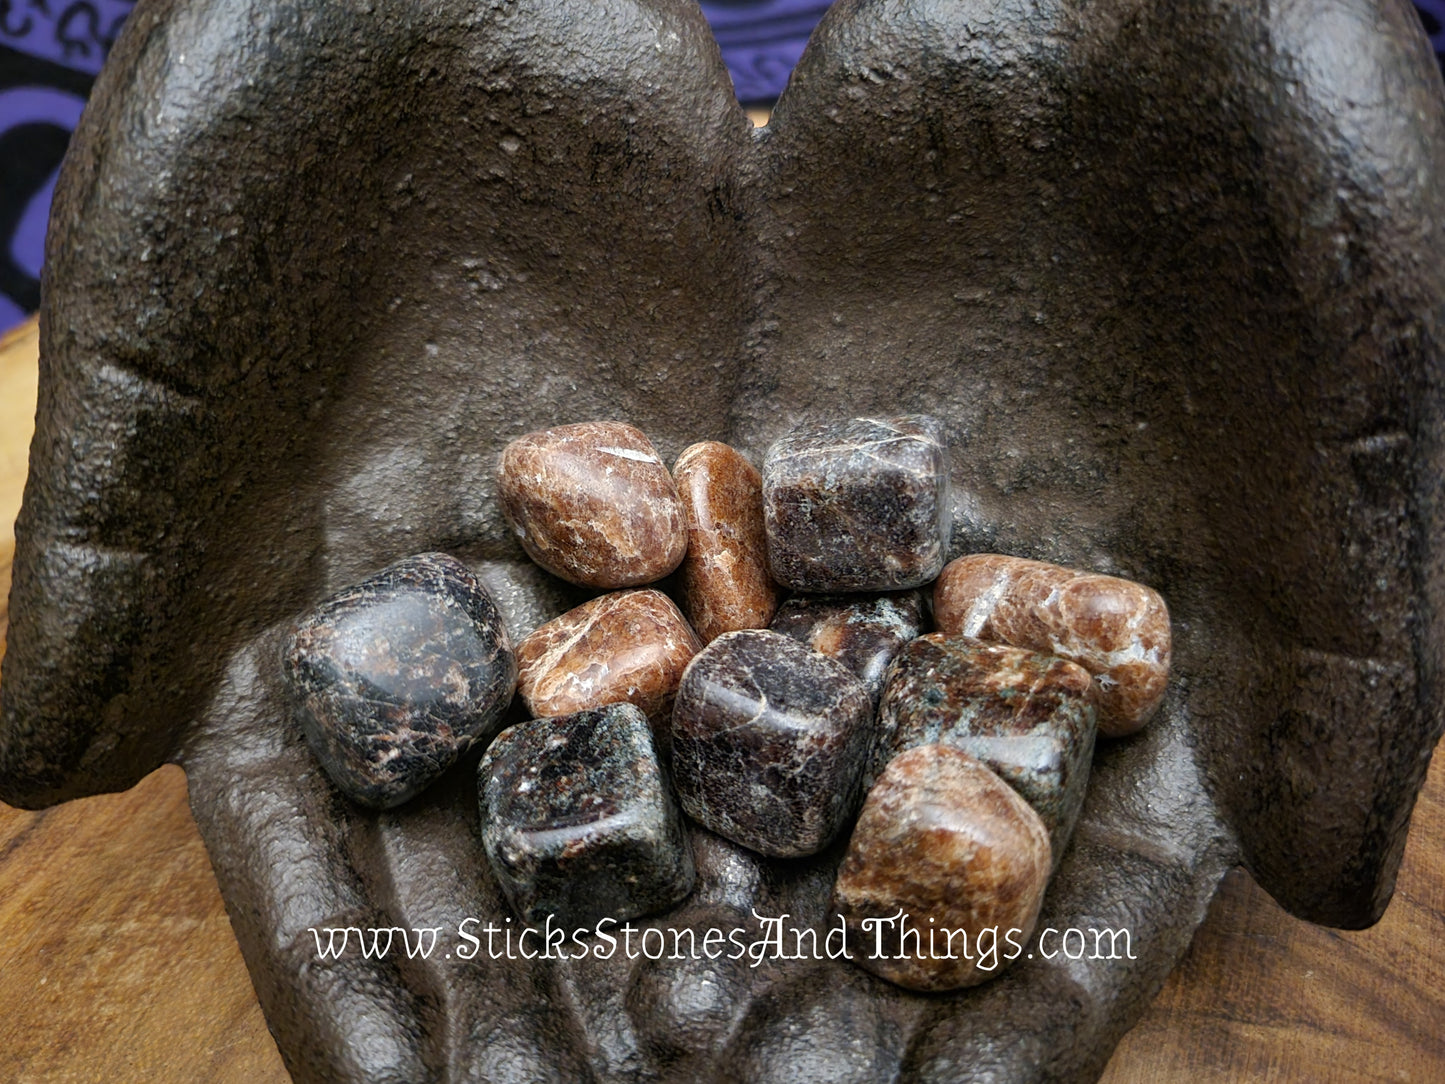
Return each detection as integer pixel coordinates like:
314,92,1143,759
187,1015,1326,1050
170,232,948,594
4,0,1445,1080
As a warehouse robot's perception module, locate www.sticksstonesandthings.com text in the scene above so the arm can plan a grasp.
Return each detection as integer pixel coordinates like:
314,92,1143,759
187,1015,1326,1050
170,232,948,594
309,911,1136,973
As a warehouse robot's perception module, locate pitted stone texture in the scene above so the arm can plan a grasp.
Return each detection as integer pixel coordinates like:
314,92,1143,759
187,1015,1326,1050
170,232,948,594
516,589,701,730
762,415,951,593
770,590,927,704
498,421,688,589
933,554,1172,737
283,552,516,810
670,629,873,857
673,441,781,643
834,744,1051,992
479,703,694,928
871,634,1096,866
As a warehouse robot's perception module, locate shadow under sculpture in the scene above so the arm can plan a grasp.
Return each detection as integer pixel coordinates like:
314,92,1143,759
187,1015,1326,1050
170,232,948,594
3,0,1445,1080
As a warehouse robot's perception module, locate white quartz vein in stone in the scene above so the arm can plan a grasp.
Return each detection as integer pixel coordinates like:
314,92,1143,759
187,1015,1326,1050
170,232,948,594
961,569,1012,637
597,445,661,463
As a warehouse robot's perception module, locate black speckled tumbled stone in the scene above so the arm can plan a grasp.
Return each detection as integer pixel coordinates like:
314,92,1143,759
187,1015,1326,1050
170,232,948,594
670,629,874,857
283,552,516,809
480,703,694,928
769,590,928,704
871,634,1097,867
762,415,951,592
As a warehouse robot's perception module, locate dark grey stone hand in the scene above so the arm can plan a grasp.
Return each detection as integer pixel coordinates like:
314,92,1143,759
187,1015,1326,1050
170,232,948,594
4,0,1444,1080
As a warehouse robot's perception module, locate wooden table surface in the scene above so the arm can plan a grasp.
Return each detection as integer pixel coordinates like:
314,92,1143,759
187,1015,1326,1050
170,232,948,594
1,313,1442,1082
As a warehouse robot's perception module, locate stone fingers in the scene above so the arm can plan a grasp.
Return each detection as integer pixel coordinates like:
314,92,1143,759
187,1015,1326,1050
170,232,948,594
182,633,441,1084
369,771,597,1084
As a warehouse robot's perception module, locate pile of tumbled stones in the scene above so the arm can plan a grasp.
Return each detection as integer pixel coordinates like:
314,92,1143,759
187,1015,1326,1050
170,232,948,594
282,416,1171,992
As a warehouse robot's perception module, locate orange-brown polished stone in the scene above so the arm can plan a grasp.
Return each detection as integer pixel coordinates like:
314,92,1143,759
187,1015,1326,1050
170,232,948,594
515,589,701,726
933,554,1171,737
833,744,1051,992
498,421,687,588
673,441,780,643
871,635,1096,867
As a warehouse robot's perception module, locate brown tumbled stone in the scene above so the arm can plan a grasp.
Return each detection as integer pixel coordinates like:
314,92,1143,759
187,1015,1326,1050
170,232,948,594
283,552,517,810
933,554,1172,737
673,441,780,643
769,590,927,704
515,589,701,728
834,744,1051,992
671,629,874,857
871,634,1096,867
762,415,951,593
498,421,688,588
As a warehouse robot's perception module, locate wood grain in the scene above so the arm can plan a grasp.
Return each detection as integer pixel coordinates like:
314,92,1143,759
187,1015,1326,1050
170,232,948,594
0,318,286,1083
0,316,39,561
0,314,1441,1081
1101,761,1445,1083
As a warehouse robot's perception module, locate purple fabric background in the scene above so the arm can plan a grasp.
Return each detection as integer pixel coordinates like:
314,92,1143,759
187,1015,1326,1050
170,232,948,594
3,0,1445,333
700,0,833,103
2,0,128,331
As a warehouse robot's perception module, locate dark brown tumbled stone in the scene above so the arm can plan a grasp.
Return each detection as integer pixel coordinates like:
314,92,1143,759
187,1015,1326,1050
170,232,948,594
673,441,781,643
871,634,1096,866
515,589,701,730
933,554,1171,736
834,744,1051,992
283,552,516,809
498,421,688,588
762,415,951,593
769,590,927,704
670,629,874,857
480,703,694,928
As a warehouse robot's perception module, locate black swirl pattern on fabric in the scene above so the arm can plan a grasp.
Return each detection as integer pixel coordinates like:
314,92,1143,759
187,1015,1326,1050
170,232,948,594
1,0,132,330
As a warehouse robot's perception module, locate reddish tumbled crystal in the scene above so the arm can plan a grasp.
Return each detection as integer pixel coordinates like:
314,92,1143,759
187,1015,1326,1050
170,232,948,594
516,589,701,732
762,415,951,592
480,703,694,928
498,421,687,588
834,744,1051,991
673,441,780,643
283,552,516,809
933,554,1171,736
670,629,873,857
